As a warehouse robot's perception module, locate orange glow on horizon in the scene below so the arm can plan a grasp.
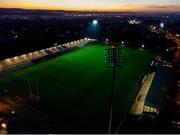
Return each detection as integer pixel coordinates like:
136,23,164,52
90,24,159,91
1,1,180,12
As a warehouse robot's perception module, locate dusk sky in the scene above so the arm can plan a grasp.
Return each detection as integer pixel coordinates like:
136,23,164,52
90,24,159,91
1,0,180,12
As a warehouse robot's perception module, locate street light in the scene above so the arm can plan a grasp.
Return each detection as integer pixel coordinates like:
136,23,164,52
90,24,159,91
121,41,125,47
105,45,122,134
142,44,145,49
106,38,109,44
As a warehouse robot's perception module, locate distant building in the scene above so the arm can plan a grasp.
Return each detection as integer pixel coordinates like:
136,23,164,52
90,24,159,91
128,19,141,25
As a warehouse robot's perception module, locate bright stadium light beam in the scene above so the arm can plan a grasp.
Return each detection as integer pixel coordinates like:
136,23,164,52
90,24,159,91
93,20,98,25
160,22,164,29
92,20,98,39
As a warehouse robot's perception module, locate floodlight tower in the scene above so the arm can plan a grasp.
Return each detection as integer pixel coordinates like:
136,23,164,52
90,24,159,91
105,45,122,134
92,19,98,39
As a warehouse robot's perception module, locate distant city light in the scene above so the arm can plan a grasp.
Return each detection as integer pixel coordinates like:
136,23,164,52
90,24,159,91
106,38,109,42
176,34,180,37
1,123,7,129
129,19,141,25
112,45,115,48
142,44,145,48
11,110,15,114
93,20,98,25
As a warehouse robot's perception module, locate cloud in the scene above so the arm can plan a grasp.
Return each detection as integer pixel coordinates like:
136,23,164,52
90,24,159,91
147,5,179,9
144,4,180,11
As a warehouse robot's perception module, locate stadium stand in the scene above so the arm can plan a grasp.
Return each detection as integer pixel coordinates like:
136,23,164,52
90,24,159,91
130,73,156,115
130,64,173,116
0,38,94,71
144,65,173,114
44,49,54,56
62,45,68,49
56,46,63,51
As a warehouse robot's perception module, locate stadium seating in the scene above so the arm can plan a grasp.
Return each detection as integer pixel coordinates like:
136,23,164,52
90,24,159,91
0,38,94,71
44,49,54,56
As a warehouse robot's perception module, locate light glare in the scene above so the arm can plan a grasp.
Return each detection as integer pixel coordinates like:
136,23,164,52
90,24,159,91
93,20,98,25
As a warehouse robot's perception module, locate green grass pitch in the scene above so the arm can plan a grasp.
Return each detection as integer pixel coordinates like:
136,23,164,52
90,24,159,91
0,44,155,132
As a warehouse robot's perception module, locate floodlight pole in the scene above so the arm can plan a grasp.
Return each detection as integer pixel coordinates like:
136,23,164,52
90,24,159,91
105,46,122,134
93,25,96,39
108,52,116,134
28,79,32,98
